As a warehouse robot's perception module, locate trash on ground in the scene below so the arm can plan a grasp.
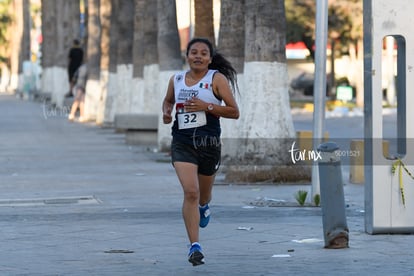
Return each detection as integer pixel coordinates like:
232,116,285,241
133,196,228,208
272,254,291,258
291,238,323,244
237,226,253,231
242,205,256,209
260,196,286,203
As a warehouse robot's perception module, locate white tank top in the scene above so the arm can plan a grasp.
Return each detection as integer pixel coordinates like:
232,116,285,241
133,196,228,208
173,69,222,106
171,69,222,141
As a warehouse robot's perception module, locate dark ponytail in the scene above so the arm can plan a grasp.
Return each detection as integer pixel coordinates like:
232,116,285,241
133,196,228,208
186,37,239,94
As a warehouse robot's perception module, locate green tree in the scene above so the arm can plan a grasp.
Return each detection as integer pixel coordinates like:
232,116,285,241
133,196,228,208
0,1,11,91
285,0,315,59
286,0,363,105
285,0,363,60
0,0,11,65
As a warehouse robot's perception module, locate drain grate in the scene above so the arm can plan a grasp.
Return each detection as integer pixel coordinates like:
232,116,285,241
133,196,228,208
0,195,102,207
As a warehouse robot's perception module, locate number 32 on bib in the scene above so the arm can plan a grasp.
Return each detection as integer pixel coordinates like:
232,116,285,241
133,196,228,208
177,111,207,129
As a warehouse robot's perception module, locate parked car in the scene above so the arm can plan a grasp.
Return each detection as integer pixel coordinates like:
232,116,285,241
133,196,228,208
290,72,332,97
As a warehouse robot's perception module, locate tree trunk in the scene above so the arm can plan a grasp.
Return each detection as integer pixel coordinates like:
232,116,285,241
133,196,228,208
157,0,182,151
226,0,308,183
217,0,245,74
9,0,31,95
128,0,145,116
157,0,181,72
41,0,80,107
133,0,145,79
40,0,56,99
100,0,119,124
142,0,159,114
113,0,134,115
244,0,286,63
84,0,101,121
218,0,245,159
96,0,112,125
194,0,215,45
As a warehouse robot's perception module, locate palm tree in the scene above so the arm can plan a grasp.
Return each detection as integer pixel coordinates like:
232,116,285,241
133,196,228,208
156,0,182,151
98,0,119,124
95,0,133,124
41,0,80,107
55,0,80,107
218,0,245,160
83,0,101,121
96,0,112,125
101,0,119,123
227,0,303,182
129,0,145,116
142,0,158,114
0,1,11,92
194,0,215,45
40,0,57,101
217,0,244,74
113,0,134,115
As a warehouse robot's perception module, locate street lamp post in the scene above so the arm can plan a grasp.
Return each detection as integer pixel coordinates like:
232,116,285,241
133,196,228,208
311,0,328,200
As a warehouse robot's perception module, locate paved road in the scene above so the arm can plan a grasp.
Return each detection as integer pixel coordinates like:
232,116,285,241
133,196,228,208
0,94,413,275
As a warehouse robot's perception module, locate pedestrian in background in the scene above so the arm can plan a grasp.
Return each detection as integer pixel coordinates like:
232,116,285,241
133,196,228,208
162,37,239,266
68,63,87,122
65,39,84,98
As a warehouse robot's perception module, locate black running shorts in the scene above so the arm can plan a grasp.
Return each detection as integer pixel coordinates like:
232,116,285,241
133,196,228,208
171,140,221,176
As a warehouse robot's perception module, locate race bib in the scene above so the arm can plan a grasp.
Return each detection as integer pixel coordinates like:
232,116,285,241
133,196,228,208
177,111,207,129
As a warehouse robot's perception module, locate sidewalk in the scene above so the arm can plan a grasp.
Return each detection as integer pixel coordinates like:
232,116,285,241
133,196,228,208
0,94,413,275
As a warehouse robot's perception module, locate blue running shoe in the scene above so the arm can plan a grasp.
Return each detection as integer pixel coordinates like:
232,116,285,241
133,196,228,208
199,204,210,228
188,243,205,266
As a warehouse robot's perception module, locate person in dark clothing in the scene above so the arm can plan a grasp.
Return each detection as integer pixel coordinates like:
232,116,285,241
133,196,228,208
66,39,84,97
68,63,88,122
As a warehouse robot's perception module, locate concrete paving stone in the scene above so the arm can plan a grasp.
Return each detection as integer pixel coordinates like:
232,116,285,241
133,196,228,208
0,94,414,275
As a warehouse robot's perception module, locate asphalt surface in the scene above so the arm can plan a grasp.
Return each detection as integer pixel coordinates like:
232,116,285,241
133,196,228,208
0,94,413,275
